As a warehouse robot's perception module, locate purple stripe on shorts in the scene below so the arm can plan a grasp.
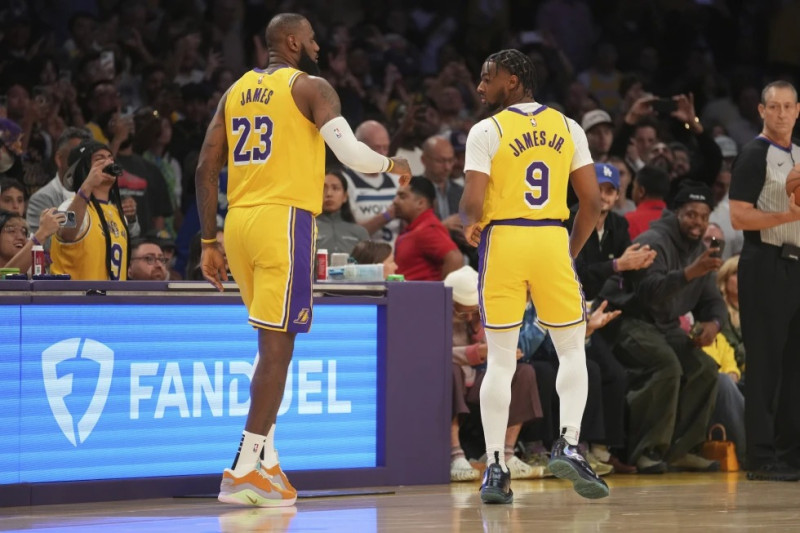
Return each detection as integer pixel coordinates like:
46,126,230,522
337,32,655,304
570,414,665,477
287,207,314,333
477,226,491,327
570,256,588,323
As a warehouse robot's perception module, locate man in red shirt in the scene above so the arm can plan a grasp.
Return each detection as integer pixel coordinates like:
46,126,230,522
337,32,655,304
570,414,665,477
393,177,463,280
625,165,670,240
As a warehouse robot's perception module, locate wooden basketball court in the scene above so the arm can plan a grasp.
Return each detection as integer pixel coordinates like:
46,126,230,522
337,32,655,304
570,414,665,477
3,472,800,531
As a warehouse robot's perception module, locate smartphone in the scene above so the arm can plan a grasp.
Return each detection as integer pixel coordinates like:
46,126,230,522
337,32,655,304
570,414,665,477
651,98,678,115
709,236,724,258
56,210,76,228
689,322,704,340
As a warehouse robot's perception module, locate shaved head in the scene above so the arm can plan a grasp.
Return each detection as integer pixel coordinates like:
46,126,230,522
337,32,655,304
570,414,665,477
264,12,319,75
422,135,452,156
355,120,390,155
265,13,308,49
421,135,455,182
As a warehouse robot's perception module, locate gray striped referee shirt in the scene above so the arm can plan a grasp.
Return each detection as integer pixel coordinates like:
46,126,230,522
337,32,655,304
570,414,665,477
729,136,800,247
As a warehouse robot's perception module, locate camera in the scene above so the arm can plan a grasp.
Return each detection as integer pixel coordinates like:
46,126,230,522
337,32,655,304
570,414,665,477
103,163,124,177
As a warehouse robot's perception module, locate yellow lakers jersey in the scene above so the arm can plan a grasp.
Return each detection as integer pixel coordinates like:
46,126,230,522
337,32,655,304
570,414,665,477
51,201,128,280
481,105,576,227
225,67,325,214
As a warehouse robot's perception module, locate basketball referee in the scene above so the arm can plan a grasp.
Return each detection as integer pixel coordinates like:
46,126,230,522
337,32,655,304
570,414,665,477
729,80,800,482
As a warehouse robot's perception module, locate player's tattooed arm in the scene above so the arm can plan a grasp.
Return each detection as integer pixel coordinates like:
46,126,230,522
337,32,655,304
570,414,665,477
308,76,343,129
195,90,229,241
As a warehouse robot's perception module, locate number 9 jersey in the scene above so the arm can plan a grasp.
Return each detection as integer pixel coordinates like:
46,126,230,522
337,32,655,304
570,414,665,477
464,103,594,331
51,201,128,281
224,67,325,215
465,103,591,228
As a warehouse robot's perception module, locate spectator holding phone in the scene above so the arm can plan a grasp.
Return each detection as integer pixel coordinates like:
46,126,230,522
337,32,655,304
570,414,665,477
50,140,130,280
0,208,64,271
610,94,722,207
602,182,723,473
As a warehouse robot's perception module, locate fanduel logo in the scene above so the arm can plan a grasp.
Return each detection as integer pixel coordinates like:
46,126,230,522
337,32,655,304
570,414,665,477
42,338,114,446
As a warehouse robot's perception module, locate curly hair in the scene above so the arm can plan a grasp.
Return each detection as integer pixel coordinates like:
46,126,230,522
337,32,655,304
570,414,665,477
485,49,537,98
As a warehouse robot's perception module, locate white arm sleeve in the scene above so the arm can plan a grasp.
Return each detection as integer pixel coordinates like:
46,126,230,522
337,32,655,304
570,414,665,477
568,119,594,172
320,117,391,174
463,118,500,175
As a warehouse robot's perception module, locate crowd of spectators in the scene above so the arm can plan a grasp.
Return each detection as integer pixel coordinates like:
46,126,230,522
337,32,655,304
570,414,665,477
0,0,793,478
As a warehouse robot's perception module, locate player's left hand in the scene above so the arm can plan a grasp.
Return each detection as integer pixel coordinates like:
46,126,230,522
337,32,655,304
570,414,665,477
200,243,228,292
463,223,481,247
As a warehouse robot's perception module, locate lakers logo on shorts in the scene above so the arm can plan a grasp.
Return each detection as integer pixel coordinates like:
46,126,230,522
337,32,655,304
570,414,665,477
293,308,310,325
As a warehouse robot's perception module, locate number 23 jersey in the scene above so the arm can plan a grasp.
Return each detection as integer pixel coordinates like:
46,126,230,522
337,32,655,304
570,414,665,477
224,67,325,215
464,102,593,227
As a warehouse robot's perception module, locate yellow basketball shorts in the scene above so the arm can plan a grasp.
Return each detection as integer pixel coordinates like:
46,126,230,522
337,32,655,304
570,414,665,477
477,219,586,331
225,204,316,333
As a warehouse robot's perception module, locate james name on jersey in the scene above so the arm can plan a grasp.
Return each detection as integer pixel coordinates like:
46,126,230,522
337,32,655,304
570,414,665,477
508,130,566,157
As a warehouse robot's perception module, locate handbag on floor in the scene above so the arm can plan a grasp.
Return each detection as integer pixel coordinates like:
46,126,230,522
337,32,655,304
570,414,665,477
701,424,739,472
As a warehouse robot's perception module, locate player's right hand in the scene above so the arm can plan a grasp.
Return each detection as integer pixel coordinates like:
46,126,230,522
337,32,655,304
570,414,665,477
463,223,481,247
200,243,228,292
390,157,412,186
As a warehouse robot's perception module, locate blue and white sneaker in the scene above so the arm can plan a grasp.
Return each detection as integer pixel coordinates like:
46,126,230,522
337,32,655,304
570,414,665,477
480,452,513,504
548,437,610,499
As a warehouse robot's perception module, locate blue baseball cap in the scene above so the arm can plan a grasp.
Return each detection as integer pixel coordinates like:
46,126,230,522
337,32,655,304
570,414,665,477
594,162,620,190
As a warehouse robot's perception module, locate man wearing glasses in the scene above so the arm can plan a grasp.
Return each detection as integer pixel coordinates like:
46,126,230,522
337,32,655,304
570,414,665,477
128,238,168,281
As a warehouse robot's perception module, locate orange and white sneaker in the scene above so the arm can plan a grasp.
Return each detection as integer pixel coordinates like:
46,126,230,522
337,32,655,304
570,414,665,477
258,460,297,500
218,467,297,507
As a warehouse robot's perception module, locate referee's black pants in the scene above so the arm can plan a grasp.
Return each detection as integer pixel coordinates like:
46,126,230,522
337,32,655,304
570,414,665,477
739,242,800,469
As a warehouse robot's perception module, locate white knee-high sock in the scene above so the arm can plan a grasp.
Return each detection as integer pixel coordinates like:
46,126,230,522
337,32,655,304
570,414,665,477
548,323,588,446
480,328,521,471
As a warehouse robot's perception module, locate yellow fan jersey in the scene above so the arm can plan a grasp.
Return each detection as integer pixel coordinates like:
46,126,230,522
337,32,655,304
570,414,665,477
51,201,128,280
480,106,576,227
224,67,325,215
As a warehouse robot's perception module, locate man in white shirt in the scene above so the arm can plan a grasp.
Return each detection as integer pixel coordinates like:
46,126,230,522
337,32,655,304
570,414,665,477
26,128,91,233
